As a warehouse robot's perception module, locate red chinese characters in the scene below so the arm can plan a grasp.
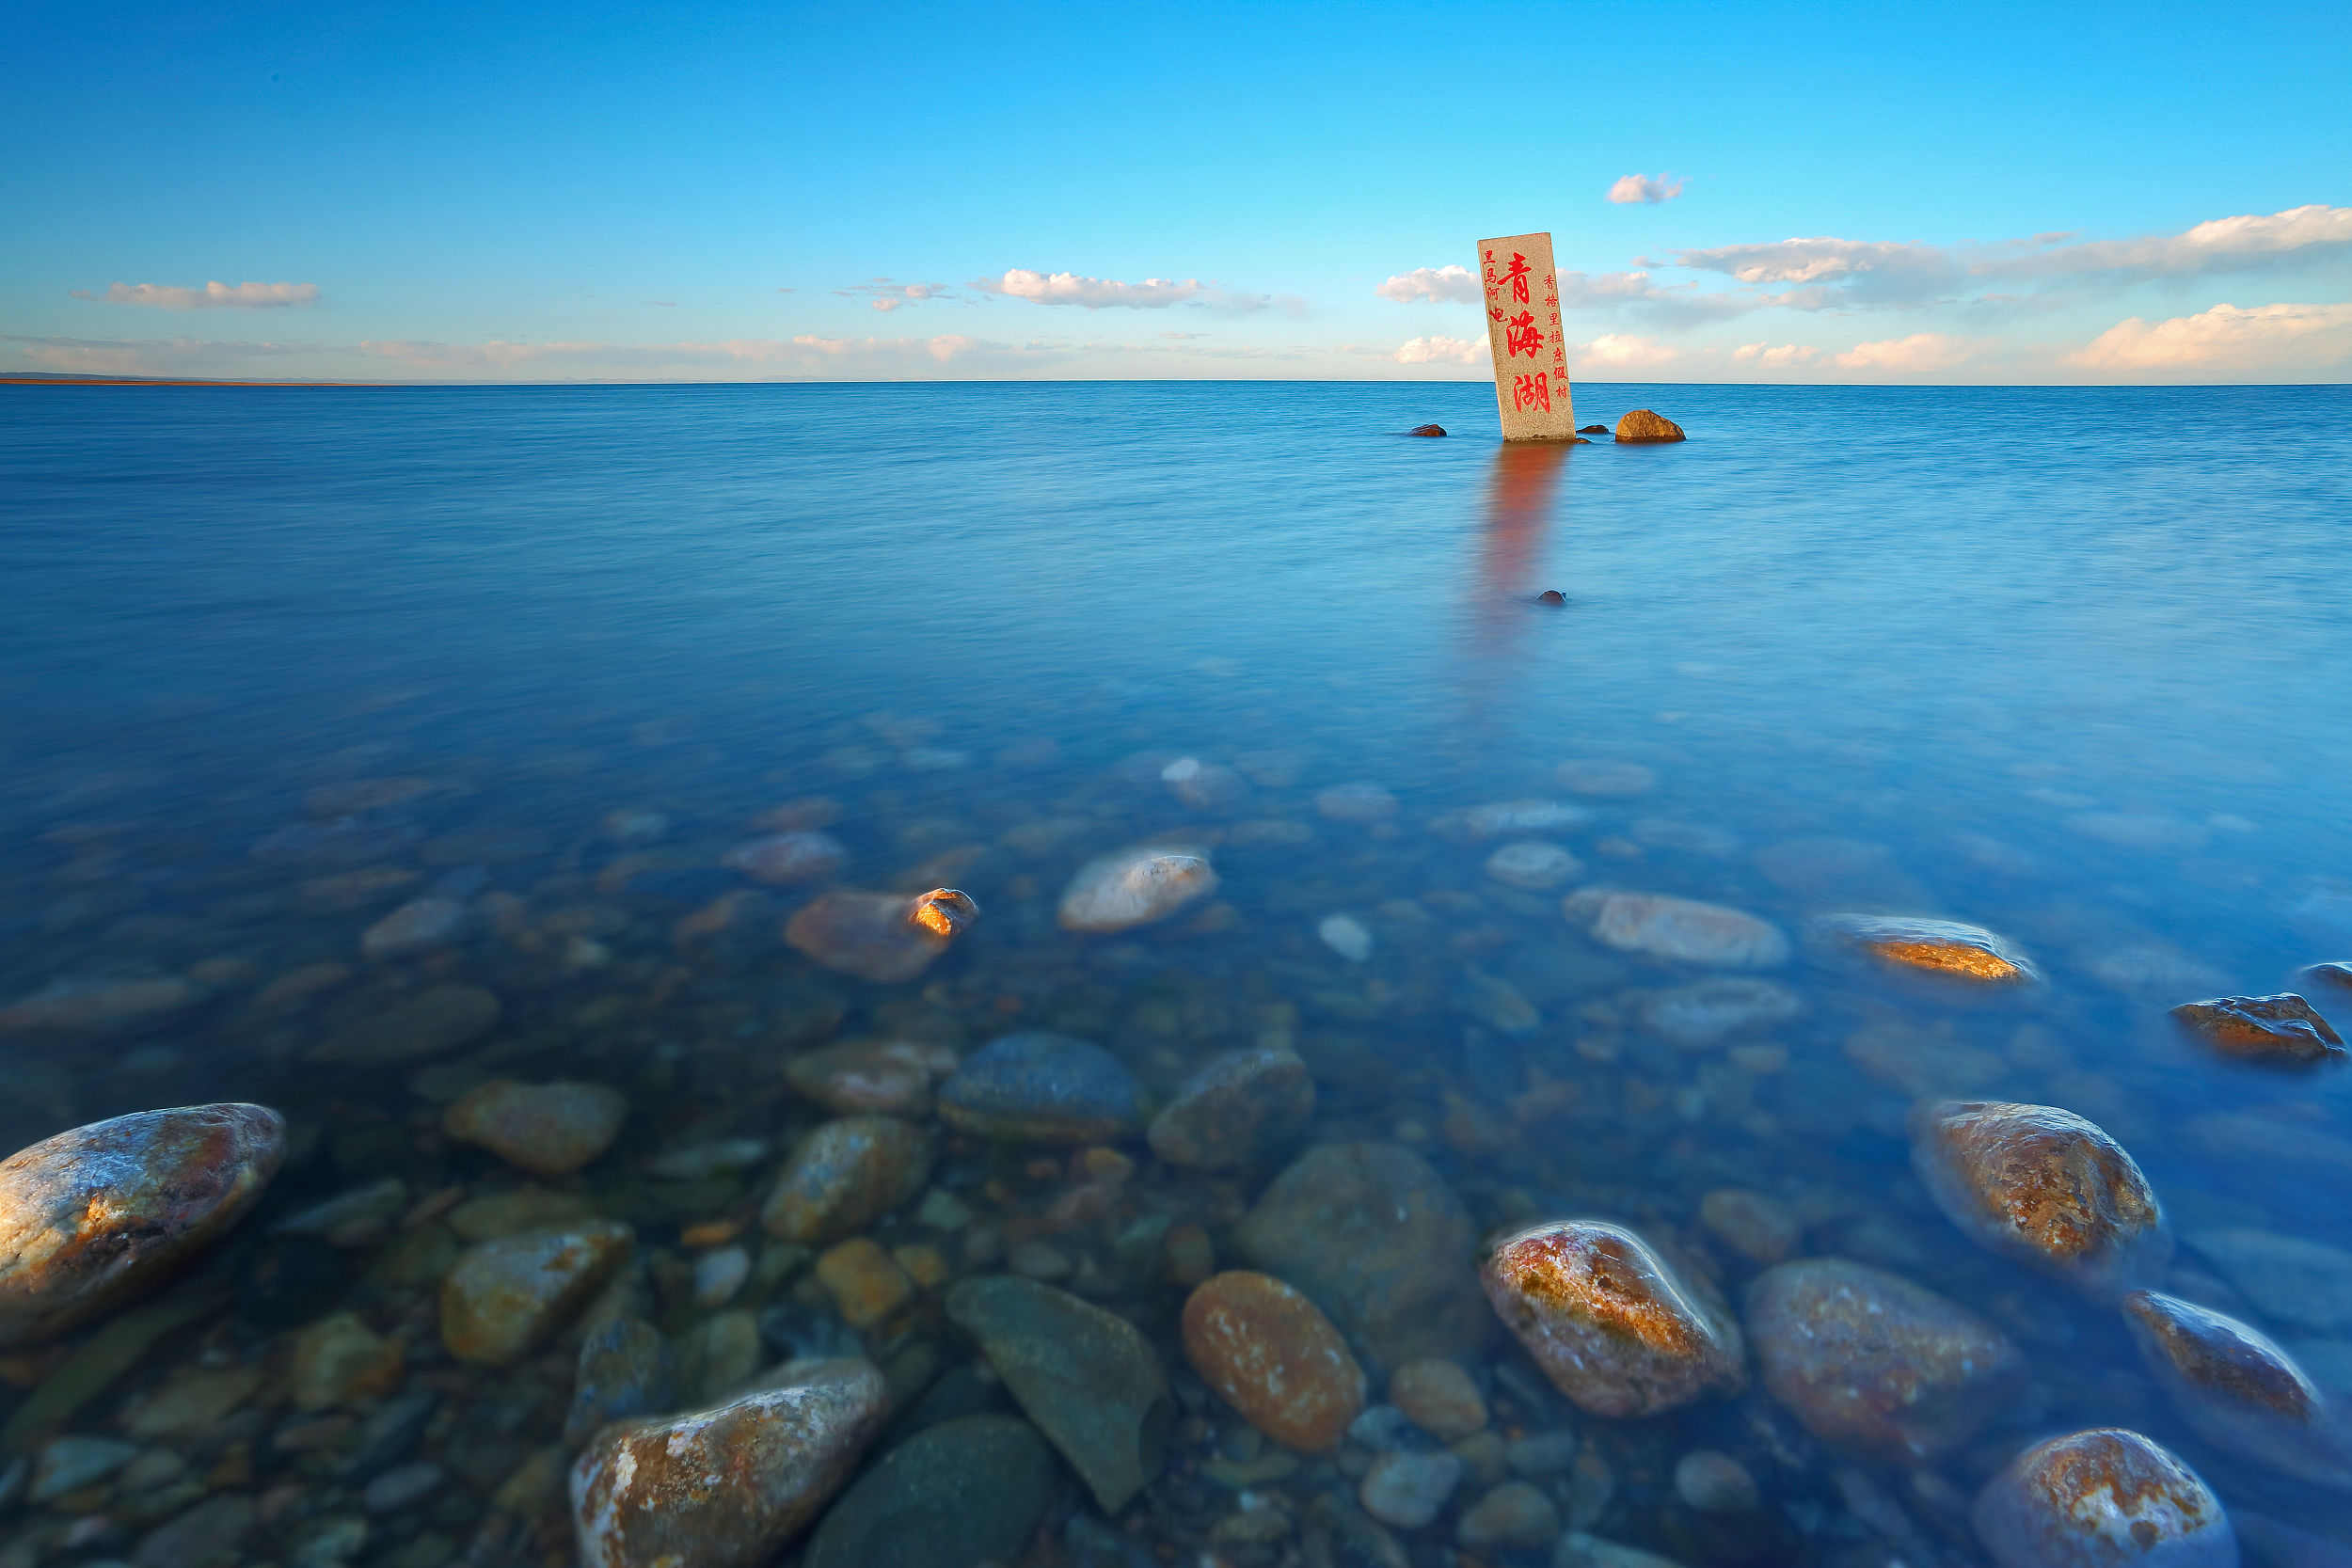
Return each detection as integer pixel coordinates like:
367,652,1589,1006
1512,372,1550,412
1499,251,1532,304
1493,309,1545,359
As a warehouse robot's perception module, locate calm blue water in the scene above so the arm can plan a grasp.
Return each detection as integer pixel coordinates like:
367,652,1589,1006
4,380,2352,1560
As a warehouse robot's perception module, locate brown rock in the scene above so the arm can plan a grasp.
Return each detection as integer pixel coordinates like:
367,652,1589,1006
1970,1428,2233,1568
785,1040,957,1117
440,1220,634,1364
1818,914,2039,985
311,984,500,1065
1388,1359,1487,1439
760,1117,933,1243
1181,1271,1365,1450
1058,847,1218,933
1479,1220,1746,1418
815,1239,915,1330
1148,1047,1316,1170
0,1103,284,1346
1698,1190,1798,1266
783,890,972,984
2169,993,2346,1068
1746,1258,2023,1462
443,1080,628,1176
571,1359,888,1568
289,1311,404,1411
1910,1101,2169,1297
0,974,199,1037
1613,410,1684,444
1406,424,1446,437
2122,1289,2352,1491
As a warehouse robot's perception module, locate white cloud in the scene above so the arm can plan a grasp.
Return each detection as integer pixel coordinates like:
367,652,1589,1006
1576,334,1678,369
70,280,322,309
977,269,1204,309
1607,173,1686,206
836,279,950,312
5,335,317,374
2068,301,2352,372
1732,341,1823,368
1375,264,1481,305
2002,204,2352,283
356,334,993,373
1829,332,1977,372
1392,334,1486,365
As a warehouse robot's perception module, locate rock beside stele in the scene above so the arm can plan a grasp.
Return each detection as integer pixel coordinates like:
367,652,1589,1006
1970,1428,2234,1568
571,1358,888,1568
1562,890,1789,969
1613,410,1685,443
1148,1047,1315,1169
1818,914,2040,986
1182,1270,1365,1450
946,1275,1172,1513
441,1220,634,1364
1058,846,1218,932
936,1031,1145,1145
0,1102,285,1346
1746,1258,2023,1461
1406,424,1446,438
2122,1289,2352,1492
1479,1220,1746,1418
1911,1100,2169,1298
2169,993,2347,1067
760,1116,933,1243
784,889,975,984
443,1080,628,1176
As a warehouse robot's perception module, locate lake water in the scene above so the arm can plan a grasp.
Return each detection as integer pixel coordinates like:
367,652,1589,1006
3,381,2351,1566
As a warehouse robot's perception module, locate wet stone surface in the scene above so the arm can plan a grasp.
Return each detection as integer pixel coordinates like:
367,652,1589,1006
2170,992,2348,1067
1971,1428,2236,1568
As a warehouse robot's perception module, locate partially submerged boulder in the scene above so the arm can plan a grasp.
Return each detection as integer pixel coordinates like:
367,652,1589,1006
1613,410,1685,444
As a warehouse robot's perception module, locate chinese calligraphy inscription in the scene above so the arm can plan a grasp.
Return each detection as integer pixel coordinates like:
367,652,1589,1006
1477,230,1576,441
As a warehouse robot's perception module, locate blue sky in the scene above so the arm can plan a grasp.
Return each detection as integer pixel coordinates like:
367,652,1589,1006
6,0,2347,382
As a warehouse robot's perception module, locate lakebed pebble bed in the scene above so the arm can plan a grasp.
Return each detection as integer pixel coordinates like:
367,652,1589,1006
3,729,2352,1568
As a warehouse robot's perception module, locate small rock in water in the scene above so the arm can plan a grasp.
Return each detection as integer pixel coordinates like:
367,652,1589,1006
565,1313,675,1446
1970,1428,2234,1568
1181,1270,1366,1450
1480,1220,1747,1418
32,1435,140,1502
644,1137,770,1180
1485,841,1587,891
1456,1480,1559,1549
2122,1289,2352,1491
442,1080,628,1176
815,1238,915,1328
1234,1142,1487,1369
1319,913,1374,962
0,1101,285,1345
723,831,848,885
1161,755,1248,810
1745,1258,2023,1461
1553,760,1655,798
291,1311,405,1411
1911,1100,2169,1298
801,1414,1059,1568
2303,960,2352,994
1359,1449,1462,1529
1536,589,1566,606
946,1275,1173,1513
2185,1227,2352,1334
1316,782,1400,822
360,895,469,960
570,1359,889,1568
1148,1046,1316,1170
1638,977,1803,1046
761,1116,934,1243
2169,993,2347,1067
786,1039,957,1117
310,983,500,1065
1058,847,1217,932
785,889,974,983
0,974,200,1037
1447,799,1591,839
1563,890,1790,969
1698,1189,1798,1265
695,1245,752,1307
1674,1451,1758,1513
937,1031,1145,1144
1406,424,1447,437
440,1220,634,1364
1613,409,1685,443
1817,913,2040,985
1388,1359,1487,1439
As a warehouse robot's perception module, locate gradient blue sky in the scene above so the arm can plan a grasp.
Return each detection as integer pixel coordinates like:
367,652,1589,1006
6,0,2347,382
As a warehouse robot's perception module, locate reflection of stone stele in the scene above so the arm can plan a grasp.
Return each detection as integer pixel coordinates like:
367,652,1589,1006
1476,231,1577,441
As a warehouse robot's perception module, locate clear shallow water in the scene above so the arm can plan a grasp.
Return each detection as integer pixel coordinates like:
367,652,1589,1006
3,381,2351,1564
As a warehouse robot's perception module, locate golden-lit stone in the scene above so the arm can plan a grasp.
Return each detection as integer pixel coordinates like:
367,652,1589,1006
2169,993,2346,1067
1613,410,1685,443
1181,1271,1365,1451
784,890,972,984
815,1239,914,1329
2122,1289,2352,1491
1971,1429,2233,1568
1819,914,2039,985
1910,1101,2169,1297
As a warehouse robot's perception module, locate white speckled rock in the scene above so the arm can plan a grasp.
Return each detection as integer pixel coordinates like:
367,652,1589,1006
570,1358,888,1568
1058,847,1218,932
1561,891,1789,969
1971,1429,2234,1568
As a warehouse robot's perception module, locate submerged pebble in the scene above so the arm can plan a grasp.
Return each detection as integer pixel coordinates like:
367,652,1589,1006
723,830,847,885
1485,841,1587,891
1638,977,1803,1046
310,984,500,1066
1562,890,1789,969
784,888,973,983
442,1079,628,1176
1181,1270,1365,1450
760,1116,934,1243
1971,1428,2234,1568
937,1031,1145,1144
440,1220,633,1363
1058,846,1218,932
1148,1046,1315,1169
2122,1288,2352,1491
785,1038,958,1117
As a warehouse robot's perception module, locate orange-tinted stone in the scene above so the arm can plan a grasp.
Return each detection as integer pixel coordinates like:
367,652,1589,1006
1971,1429,2233,1568
815,1239,914,1330
1181,1270,1365,1450
443,1080,628,1176
2169,993,2346,1068
785,891,969,984
1820,914,2038,985
2122,1290,2352,1491
440,1221,634,1364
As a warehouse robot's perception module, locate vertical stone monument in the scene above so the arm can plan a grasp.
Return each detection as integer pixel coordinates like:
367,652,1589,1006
1477,232,1576,441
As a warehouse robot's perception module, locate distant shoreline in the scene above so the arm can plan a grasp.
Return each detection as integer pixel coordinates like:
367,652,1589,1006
0,375,374,388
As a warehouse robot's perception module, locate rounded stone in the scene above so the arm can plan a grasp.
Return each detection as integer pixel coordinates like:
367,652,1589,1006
1970,1429,2234,1568
936,1032,1145,1145
1746,1258,2024,1462
361,896,469,960
1181,1270,1366,1450
2169,993,2346,1067
1359,1449,1462,1530
0,1102,285,1345
1315,783,1399,823
1147,1047,1316,1169
2122,1288,2352,1491
290,1311,404,1411
1562,890,1789,969
1058,847,1218,932
784,890,969,984
1674,1450,1759,1513
1406,424,1446,438
1234,1142,1487,1369
1388,1359,1487,1440
571,1358,888,1568
785,1039,958,1117
1553,760,1655,798
442,1080,628,1177
723,831,847,886
1613,409,1685,443
565,1313,675,1447
760,1117,934,1243
1911,1101,2170,1298
0,974,199,1037
1456,1480,1559,1549
1698,1189,1799,1266
440,1220,634,1364
1485,841,1587,891
1639,978,1804,1047
1478,1220,1747,1418
310,984,501,1066
1818,913,2041,985
802,1414,1058,1568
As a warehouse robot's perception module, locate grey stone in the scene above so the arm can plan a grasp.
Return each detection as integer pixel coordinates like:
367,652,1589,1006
1359,1449,1461,1529
363,1461,446,1513
936,1033,1145,1145
2189,1228,2352,1334
565,1314,675,1447
803,1415,1058,1568
133,1494,256,1568
1147,1047,1314,1170
760,1117,933,1243
31,1435,139,1501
